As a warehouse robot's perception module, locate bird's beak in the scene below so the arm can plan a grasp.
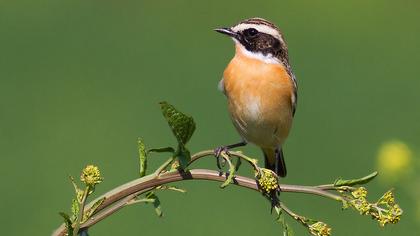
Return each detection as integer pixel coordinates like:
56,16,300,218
214,27,237,38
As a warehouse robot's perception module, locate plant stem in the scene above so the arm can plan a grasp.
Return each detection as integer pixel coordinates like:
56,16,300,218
279,202,308,226
52,168,344,236
73,186,90,236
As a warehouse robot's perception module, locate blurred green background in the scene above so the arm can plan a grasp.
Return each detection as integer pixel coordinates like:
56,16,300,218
1,0,419,235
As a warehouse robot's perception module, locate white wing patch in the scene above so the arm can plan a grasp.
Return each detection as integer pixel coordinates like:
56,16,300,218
218,78,225,94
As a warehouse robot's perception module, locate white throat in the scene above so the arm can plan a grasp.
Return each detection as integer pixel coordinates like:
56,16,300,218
233,39,281,65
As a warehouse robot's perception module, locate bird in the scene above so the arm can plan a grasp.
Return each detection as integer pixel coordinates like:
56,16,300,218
214,17,297,177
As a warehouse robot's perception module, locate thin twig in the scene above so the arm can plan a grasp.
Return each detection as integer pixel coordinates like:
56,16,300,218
52,168,344,236
154,157,174,176
279,202,307,226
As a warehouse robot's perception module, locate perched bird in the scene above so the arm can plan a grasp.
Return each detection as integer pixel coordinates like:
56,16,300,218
214,17,297,177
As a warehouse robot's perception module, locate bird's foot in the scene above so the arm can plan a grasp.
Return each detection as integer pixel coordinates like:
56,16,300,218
214,146,230,157
214,146,230,170
214,141,247,170
214,141,247,157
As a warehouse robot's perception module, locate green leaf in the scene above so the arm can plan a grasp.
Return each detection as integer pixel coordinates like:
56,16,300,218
83,197,106,222
69,175,83,200
146,192,163,217
280,216,293,236
220,157,236,188
148,147,175,154
334,171,378,187
71,198,79,219
234,157,242,171
159,101,196,145
156,185,187,193
138,138,147,177
59,212,74,235
274,206,293,236
159,102,196,170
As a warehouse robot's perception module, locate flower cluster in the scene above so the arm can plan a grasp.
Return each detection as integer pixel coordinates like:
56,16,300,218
80,165,103,187
257,168,278,193
344,187,403,227
349,187,371,215
308,221,331,236
372,190,403,226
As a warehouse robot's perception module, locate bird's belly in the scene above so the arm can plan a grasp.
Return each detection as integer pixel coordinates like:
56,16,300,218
223,50,295,149
228,92,293,149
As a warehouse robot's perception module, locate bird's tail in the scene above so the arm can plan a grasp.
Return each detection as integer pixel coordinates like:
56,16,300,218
262,148,287,177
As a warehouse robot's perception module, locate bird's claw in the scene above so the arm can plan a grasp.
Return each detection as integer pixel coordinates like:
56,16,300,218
214,146,230,170
214,146,230,157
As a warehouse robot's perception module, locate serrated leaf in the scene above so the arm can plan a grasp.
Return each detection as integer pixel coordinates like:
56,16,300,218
159,101,196,145
71,198,79,219
59,212,74,235
334,171,378,187
148,147,175,154
146,192,163,217
138,138,147,177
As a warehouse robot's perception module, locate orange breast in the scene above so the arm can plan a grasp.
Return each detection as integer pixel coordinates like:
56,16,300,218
223,45,294,148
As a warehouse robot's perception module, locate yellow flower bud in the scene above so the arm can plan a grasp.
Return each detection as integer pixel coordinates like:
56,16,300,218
257,168,278,193
80,165,103,187
308,222,331,236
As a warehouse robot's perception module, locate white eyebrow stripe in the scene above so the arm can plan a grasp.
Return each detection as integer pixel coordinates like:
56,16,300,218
231,23,284,43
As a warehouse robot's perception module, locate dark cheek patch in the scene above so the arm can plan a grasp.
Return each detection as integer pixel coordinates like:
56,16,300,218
258,35,281,56
241,33,282,56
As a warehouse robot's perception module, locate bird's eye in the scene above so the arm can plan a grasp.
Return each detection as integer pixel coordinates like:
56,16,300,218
244,28,258,36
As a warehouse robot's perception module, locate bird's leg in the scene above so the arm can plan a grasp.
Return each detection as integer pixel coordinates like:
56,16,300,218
269,191,280,213
214,141,247,157
274,148,282,198
274,148,280,176
214,141,247,169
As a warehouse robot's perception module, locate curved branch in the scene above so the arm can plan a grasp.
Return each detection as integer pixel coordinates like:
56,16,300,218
52,168,342,236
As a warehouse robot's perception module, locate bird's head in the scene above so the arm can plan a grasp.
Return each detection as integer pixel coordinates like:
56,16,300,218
215,17,289,64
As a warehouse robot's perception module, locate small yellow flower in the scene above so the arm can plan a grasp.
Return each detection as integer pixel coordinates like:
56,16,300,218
378,190,395,205
351,187,367,199
257,168,278,193
80,165,103,187
376,140,412,184
350,198,371,215
376,204,402,227
308,222,331,236
370,190,403,227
